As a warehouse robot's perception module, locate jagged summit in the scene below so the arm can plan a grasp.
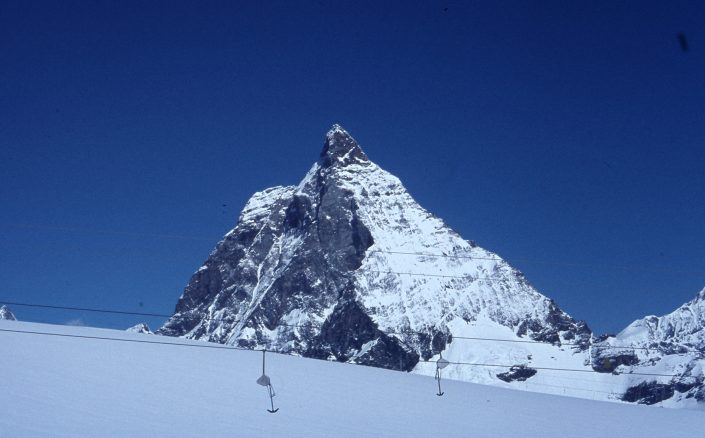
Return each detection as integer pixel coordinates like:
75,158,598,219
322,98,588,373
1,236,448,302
0,305,16,321
126,323,152,334
320,124,368,167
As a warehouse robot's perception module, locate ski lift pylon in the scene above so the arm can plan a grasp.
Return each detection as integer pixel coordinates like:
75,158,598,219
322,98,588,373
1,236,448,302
256,349,279,413
435,352,449,396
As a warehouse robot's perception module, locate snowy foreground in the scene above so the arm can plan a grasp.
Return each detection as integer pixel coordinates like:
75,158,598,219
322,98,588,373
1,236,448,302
1,321,701,438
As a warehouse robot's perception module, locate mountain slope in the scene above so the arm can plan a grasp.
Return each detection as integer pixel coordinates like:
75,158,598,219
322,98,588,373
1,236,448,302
1,320,701,437
160,125,590,372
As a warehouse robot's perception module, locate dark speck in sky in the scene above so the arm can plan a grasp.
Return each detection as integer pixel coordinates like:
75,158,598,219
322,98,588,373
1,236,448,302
677,32,689,52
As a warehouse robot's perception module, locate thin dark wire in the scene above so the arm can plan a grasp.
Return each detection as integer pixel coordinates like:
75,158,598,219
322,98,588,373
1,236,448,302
0,299,323,329
0,327,253,351
368,249,705,273
0,300,318,328
438,361,678,378
370,250,501,261
446,335,697,353
2,299,699,353
11,225,703,273
0,327,683,378
520,379,614,395
364,269,513,281
1,301,174,318
7,224,214,241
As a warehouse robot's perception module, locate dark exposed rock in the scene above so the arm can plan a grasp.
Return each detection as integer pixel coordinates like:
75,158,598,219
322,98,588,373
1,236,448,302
160,127,386,364
497,366,537,382
320,124,368,167
306,300,419,371
674,378,700,393
622,381,675,405
515,302,591,349
695,386,705,402
591,352,640,373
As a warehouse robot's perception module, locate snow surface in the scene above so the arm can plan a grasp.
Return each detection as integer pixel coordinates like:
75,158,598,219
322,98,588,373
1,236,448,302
1,320,701,437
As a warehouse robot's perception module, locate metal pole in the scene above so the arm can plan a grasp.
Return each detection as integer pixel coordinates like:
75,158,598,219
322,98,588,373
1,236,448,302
269,386,276,412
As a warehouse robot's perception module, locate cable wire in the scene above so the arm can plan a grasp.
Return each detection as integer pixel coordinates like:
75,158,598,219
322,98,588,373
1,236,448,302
438,360,679,378
364,269,515,281
10,224,704,273
7,224,214,241
446,335,698,353
3,299,700,353
0,327,251,351
368,249,705,273
0,327,684,378
1,301,174,318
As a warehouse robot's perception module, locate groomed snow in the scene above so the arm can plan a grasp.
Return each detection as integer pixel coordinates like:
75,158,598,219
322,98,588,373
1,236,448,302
1,321,700,437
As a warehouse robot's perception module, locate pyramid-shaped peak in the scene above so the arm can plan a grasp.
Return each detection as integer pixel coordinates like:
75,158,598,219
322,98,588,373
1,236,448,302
0,305,16,321
126,323,153,334
320,124,369,167
327,123,347,136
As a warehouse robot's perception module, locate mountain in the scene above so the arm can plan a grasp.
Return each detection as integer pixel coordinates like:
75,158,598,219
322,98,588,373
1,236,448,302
126,323,153,334
160,125,590,366
592,287,705,404
0,305,16,321
618,287,705,351
160,125,704,408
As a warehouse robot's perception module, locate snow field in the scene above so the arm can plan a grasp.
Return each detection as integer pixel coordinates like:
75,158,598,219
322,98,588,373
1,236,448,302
1,320,701,437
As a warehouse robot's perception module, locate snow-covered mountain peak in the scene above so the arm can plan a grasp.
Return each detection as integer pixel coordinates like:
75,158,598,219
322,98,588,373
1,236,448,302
588,287,705,405
320,124,368,167
615,286,705,350
0,305,16,321
161,125,590,367
126,323,153,334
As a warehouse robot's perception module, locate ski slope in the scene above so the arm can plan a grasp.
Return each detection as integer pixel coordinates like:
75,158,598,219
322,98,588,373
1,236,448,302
0,320,701,437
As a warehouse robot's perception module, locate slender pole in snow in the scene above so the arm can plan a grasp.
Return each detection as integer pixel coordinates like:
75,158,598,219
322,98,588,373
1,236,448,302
435,353,450,396
255,349,278,413
435,367,443,396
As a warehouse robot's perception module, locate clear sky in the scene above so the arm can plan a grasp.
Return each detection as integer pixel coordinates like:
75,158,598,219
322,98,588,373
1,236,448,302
1,0,704,335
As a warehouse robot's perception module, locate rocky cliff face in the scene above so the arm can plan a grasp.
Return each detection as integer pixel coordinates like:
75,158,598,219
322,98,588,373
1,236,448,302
160,125,703,408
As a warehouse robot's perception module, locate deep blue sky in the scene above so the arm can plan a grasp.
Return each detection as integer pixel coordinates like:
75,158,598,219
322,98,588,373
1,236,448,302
1,1,703,335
